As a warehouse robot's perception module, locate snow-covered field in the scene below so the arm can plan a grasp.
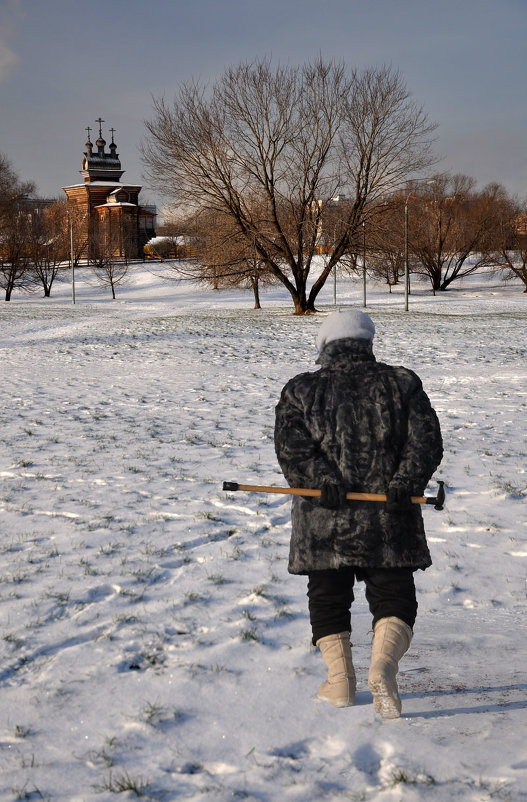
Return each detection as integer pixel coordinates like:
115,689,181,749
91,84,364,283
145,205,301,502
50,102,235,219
1,266,526,801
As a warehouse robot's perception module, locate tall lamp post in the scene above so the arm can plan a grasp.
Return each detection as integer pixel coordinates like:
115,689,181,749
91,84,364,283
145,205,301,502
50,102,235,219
403,179,436,311
404,197,410,311
332,224,337,305
362,220,367,308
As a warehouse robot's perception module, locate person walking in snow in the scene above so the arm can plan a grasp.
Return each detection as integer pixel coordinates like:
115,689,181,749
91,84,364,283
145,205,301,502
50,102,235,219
274,309,443,719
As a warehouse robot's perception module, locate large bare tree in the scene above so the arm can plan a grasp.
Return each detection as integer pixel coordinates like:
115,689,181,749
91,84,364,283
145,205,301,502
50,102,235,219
142,60,437,313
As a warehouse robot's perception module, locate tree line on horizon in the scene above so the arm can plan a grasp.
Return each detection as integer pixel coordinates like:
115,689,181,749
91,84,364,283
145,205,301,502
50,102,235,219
2,60,527,305
154,173,527,306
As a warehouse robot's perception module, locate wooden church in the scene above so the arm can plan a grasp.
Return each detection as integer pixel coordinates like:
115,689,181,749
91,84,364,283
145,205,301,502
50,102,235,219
63,120,155,260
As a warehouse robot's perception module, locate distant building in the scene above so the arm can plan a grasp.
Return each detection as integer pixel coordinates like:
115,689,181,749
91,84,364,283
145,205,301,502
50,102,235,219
63,120,155,260
144,235,196,260
514,213,527,238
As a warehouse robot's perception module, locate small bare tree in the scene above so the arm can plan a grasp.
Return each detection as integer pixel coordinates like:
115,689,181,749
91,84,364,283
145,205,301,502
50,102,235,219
409,175,507,292
28,199,70,297
0,153,36,301
66,203,90,266
142,60,437,314
190,208,277,308
487,198,527,292
89,217,134,299
359,200,406,291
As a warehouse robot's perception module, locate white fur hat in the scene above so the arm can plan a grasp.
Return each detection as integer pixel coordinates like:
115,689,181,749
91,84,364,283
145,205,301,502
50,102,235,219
316,309,375,351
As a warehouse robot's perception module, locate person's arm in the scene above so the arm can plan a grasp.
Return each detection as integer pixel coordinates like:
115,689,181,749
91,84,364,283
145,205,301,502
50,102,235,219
389,376,443,496
274,379,340,491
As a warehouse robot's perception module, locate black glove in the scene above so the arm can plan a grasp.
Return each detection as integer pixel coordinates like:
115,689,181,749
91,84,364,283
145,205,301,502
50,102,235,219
386,486,413,513
319,482,347,509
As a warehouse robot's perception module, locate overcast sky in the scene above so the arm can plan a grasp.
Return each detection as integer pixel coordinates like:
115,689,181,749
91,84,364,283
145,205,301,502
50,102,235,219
1,0,526,209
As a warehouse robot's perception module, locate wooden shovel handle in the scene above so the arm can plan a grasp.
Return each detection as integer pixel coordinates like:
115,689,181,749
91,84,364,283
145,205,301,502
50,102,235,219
223,482,427,505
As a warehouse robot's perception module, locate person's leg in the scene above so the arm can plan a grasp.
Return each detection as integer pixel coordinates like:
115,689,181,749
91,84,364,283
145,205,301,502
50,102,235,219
307,567,356,645
359,568,417,719
360,567,417,630
307,568,356,707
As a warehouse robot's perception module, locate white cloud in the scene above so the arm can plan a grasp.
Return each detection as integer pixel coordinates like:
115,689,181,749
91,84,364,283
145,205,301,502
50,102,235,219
0,41,18,81
0,0,21,83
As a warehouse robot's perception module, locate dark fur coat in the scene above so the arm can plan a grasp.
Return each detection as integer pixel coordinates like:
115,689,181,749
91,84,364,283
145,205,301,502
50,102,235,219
274,338,443,574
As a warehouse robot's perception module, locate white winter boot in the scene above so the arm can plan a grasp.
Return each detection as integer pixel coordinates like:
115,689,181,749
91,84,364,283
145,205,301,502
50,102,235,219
316,632,356,708
368,617,413,720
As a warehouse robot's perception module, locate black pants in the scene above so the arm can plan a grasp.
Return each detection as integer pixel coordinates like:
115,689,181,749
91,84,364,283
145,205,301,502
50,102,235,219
307,566,417,645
